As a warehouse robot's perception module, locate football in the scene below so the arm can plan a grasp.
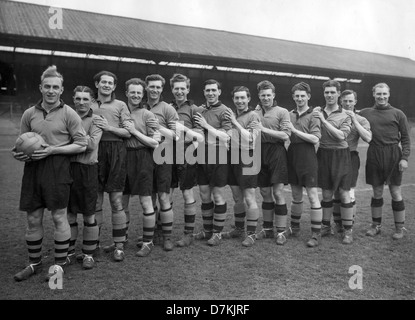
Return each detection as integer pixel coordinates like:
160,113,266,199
15,132,46,157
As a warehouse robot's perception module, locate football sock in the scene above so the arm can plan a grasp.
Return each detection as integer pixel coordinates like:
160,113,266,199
160,206,174,238
370,198,383,225
246,208,259,235
201,202,214,233
310,207,323,234
82,220,99,255
26,228,43,264
341,202,354,230
54,226,70,265
143,211,155,242
233,203,246,230
275,203,288,233
184,201,196,234
213,203,227,233
333,199,342,227
112,209,127,245
261,201,275,229
68,221,78,254
290,201,303,229
321,200,334,227
392,200,405,229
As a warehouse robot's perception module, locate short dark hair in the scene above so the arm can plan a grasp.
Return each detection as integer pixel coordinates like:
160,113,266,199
340,89,357,100
93,71,117,85
73,85,94,97
257,80,275,93
145,74,166,87
170,73,190,89
125,78,146,92
204,79,221,90
291,82,311,94
322,80,341,92
232,86,250,98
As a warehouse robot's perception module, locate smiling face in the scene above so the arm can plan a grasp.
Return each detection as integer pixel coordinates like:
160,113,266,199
39,76,64,106
73,91,93,114
95,75,116,97
324,86,340,107
126,84,145,107
146,80,163,102
258,88,275,108
233,90,250,112
292,90,310,109
204,83,221,105
172,81,189,105
373,86,390,107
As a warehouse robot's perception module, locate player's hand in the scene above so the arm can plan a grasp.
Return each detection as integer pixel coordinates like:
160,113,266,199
287,121,297,134
31,144,52,160
122,121,135,133
249,120,263,131
344,110,356,122
224,109,236,123
399,159,408,172
168,121,177,132
152,130,162,143
312,108,324,121
93,116,110,131
11,147,31,162
146,118,160,130
193,113,208,129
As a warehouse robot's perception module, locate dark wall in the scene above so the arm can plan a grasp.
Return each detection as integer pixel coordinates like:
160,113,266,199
1,51,414,119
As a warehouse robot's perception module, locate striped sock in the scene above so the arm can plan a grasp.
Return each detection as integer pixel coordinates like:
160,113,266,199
290,201,303,229
95,209,103,247
341,202,354,230
69,221,78,254
233,203,246,230
125,208,130,240
26,228,43,264
310,207,323,233
82,220,99,255
143,211,155,242
112,209,127,245
213,203,227,233
275,204,288,233
246,208,259,235
261,202,275,229
321,200,334,227
201,202,214,233
370,198,383,225
392,200,405,229
184,202,196,234
333,199,342,226
160,206,174,238
54,227,71,265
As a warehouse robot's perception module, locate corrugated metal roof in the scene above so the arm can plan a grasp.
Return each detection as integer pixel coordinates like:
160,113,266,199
1,0,415,79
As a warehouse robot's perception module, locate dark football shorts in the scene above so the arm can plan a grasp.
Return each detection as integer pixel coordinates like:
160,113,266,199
171,142,198,191
228,148,258,189
258,143,288,187
97,141,127,193
366,144,403,187
197,144,228,188
349,151,360,188
287,143,318,188
20,155,71,212
153,163,173,194
124,148,154,196
317,147,351,191
68,162,98,216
